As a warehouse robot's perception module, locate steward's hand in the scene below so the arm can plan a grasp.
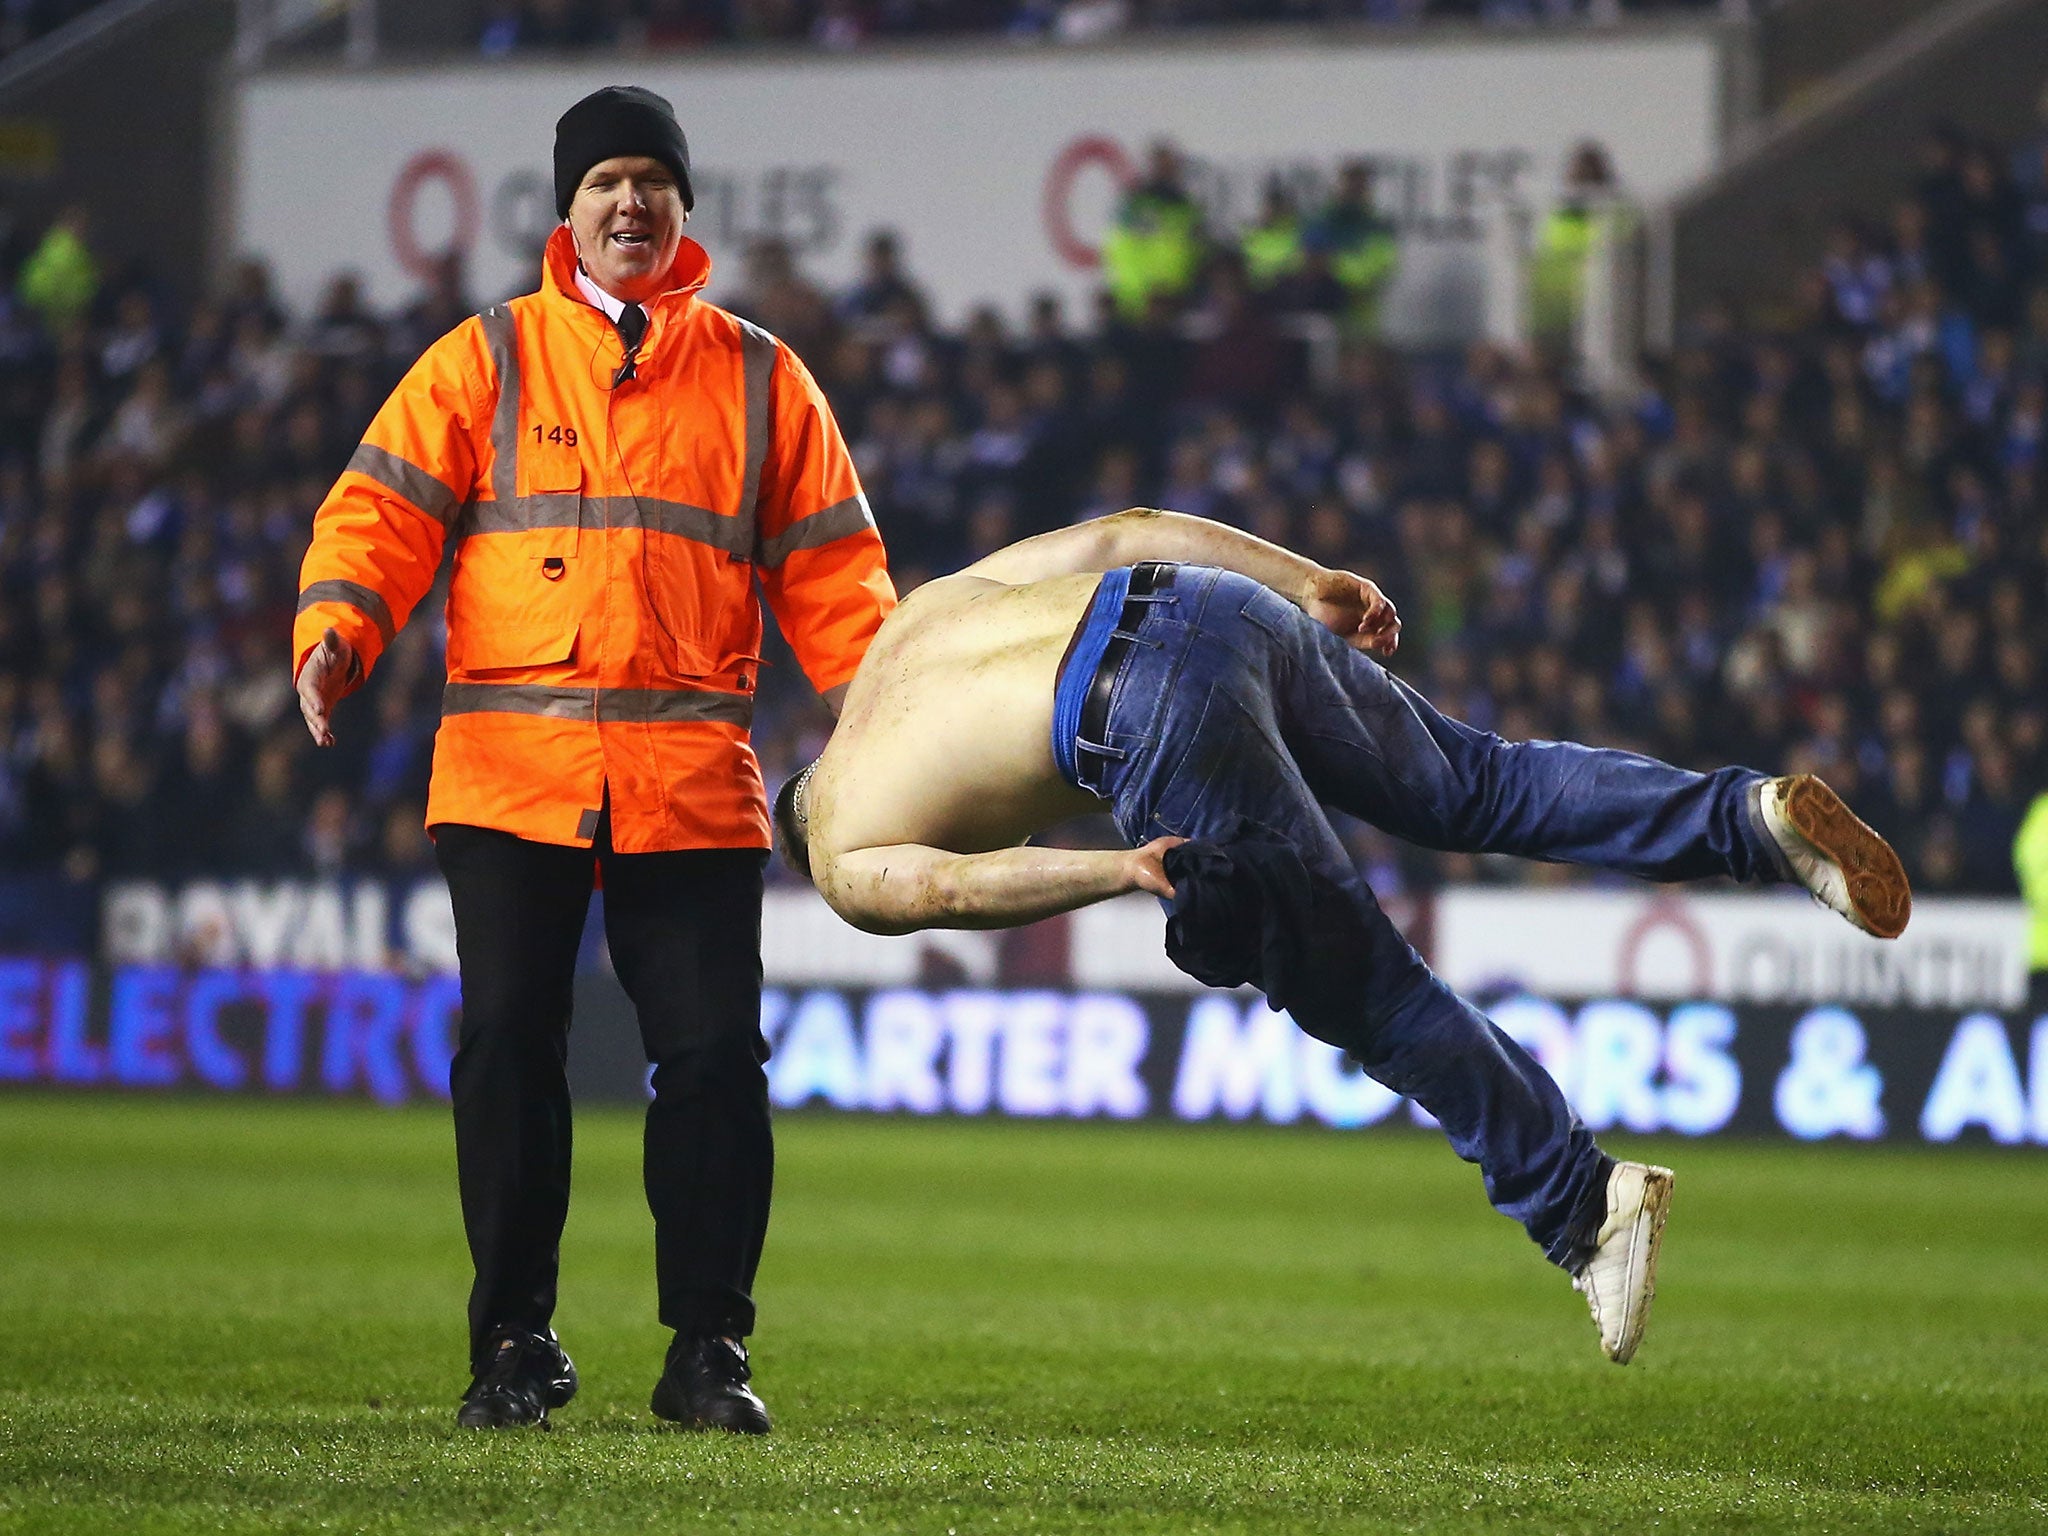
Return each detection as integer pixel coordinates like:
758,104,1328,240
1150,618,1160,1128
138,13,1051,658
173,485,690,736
1125,835,1188,900
1302,568,1401,657
295,627,359,748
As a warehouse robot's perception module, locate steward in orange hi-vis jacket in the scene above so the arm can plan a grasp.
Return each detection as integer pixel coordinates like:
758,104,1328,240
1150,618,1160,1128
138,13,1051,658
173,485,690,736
292,206,890,854
293,87,894,1437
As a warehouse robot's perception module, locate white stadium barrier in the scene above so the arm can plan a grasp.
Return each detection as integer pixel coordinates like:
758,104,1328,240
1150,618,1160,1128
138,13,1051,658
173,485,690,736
233,28,1730,340
101,878,2031,1012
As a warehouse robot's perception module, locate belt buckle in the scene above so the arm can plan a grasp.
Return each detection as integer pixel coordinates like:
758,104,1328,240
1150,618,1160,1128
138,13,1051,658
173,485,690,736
1130,561,1173,597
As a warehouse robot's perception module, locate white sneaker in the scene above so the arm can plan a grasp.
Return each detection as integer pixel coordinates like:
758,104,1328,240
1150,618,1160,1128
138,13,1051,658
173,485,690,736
1758,774,1912,939
1571,1161,1674,1365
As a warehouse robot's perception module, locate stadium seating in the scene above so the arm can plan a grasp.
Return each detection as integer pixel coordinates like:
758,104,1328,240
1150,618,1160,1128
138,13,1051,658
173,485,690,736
0,118,2037,911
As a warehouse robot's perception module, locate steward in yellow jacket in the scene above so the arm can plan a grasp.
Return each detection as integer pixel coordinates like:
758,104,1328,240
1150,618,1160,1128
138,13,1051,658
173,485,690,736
2016,791,2048,1009
1308,160,1399,339
293,86,894,1437
1100,141,1205,321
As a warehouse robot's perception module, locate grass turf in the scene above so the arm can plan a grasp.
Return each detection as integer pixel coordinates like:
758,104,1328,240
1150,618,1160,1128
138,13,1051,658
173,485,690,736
2,1097,2044,1534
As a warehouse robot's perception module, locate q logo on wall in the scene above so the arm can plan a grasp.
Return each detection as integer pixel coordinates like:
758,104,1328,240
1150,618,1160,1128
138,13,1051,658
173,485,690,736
388,149,482,283
1615,896,1713,999
1041,136,1135,271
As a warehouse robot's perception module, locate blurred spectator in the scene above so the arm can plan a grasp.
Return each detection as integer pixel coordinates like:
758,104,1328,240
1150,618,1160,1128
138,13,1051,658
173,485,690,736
16,206,96,333
1240,178,1307,293
224,734,308,875
1822,217,1889,331
812,0,868,46
642,0,728,44
839,229,929,332
728,235,838,361
1184,251,1290,413
101,358,188,469
303,786,358,877
159,701,243,869
478,0,614,51
1056,0,1131,42
1307,159,1401,337
306,274,382,363
1101,141,1204,322
2017,791,2048,1007
372,800,436,881
1530,141,1622,345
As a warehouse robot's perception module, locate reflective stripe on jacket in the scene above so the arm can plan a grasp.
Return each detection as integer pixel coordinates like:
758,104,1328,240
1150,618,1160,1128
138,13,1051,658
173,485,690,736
294,225,896,852
1530,205,1600,339
1101,190,1203,320
1240,218,1303,289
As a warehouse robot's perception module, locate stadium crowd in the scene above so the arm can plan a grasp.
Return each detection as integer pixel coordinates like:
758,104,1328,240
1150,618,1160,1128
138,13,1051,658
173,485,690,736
0,123,2041,927
476,0,1730,54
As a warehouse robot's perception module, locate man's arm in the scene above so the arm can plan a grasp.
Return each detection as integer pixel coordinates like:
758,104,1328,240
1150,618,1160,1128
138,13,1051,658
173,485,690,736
816,838,1182,935
961,508,1399,655
293,323,482,742
752,339,897,703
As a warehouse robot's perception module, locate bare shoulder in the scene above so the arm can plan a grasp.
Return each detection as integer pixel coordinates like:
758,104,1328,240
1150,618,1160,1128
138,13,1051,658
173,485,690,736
895,571,1012,613
860,572,1012,658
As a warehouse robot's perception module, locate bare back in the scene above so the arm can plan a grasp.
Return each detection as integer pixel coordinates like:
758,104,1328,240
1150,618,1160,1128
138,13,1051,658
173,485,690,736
789,510,1398,937
806,571,1110,860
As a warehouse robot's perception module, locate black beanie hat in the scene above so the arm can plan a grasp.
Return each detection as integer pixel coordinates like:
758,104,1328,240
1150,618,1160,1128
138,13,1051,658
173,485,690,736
553,85,694,218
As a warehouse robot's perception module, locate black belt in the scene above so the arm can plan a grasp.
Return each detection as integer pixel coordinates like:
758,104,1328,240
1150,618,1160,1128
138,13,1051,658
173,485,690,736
1078,561,1175,751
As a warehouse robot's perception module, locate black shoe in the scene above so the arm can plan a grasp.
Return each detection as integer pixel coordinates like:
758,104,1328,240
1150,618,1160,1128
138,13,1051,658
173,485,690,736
456,1326,579,1429
650,1334,771,1434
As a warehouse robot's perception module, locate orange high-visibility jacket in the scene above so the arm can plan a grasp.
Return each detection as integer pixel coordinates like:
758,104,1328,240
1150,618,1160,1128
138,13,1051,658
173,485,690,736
293,227,895,851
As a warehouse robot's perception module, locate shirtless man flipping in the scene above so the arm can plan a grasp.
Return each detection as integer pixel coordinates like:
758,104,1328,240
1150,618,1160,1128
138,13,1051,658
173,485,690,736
780,509,1911,1365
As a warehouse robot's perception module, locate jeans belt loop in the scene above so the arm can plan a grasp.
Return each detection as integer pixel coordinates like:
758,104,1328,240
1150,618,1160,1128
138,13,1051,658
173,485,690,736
1077,564,1176,775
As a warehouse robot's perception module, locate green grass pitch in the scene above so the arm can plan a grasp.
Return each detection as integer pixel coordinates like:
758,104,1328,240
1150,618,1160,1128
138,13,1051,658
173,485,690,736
3,1097,2044,1534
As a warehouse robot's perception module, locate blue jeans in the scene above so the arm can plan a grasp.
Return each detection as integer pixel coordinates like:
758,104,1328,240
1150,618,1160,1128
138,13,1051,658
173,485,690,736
1064,566,1782,1266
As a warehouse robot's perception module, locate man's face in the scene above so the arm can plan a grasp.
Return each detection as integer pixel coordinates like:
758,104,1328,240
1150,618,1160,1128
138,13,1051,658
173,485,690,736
568,155,686,301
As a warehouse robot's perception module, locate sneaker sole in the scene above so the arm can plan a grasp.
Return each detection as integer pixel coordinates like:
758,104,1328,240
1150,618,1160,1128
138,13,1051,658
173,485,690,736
1607,1165,1674,1366
1781,775,1912,939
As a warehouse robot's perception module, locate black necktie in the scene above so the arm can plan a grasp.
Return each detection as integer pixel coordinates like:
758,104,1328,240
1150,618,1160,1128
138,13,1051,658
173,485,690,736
614,303,647,384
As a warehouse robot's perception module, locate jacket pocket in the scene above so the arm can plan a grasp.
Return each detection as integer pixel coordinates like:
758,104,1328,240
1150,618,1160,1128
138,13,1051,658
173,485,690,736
668,634,764,691
525,434,582,557
456,619,578,673
526,430,583,493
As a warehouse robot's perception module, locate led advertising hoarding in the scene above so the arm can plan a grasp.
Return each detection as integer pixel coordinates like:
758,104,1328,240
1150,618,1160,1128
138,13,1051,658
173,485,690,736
3,959,2043,1147
98,879,2031,1011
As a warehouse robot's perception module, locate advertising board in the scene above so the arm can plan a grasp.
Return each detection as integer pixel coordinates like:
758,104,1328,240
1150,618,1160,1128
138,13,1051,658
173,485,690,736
234,30,1725,336
6,956,2043,1146
1430,888,2028,1011
100,878,2028,1012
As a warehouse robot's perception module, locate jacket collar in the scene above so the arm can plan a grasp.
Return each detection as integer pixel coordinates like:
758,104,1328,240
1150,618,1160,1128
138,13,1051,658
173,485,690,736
540,223,712,318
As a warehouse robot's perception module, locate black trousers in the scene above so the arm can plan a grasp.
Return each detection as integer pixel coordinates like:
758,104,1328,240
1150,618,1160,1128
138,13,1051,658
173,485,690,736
433,819,772,1372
